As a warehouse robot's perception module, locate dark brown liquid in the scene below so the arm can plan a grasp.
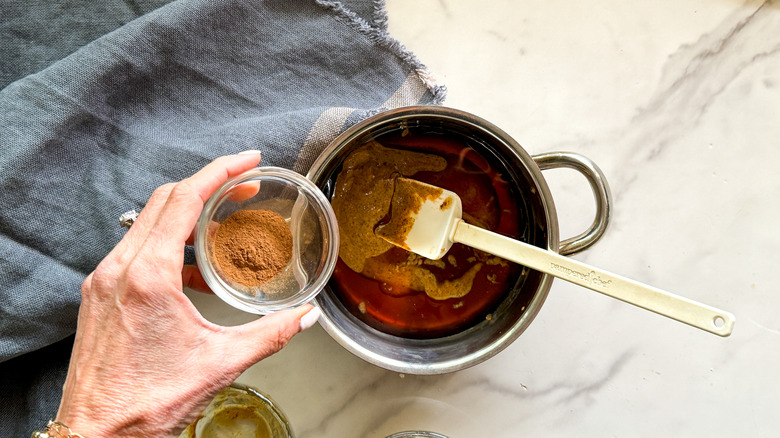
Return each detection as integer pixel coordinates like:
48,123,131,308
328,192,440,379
329,128,526,339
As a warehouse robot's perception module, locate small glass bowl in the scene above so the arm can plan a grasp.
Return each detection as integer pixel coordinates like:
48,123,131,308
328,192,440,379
194,167,339,314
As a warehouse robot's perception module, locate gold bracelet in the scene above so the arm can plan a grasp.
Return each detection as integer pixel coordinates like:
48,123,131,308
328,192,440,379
31,420,86,438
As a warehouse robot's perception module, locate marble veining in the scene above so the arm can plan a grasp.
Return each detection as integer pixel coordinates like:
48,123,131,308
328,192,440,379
187,0,780,436
613,2,780,186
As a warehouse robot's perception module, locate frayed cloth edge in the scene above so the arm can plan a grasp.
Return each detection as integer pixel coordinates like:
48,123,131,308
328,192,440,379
315,0,447,105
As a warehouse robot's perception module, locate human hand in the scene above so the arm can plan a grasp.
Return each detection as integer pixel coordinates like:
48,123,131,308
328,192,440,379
55,152,321,437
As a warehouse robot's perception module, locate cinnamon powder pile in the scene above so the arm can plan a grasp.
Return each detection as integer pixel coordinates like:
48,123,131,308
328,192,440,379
213,209,293,287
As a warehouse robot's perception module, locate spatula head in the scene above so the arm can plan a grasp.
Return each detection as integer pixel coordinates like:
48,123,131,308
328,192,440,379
375,177,462,260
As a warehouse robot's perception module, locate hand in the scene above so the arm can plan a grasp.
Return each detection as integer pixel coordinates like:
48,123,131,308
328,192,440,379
55,152,321,437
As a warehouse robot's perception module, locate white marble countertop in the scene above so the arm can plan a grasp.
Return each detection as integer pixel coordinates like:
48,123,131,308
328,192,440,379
187,1,780,436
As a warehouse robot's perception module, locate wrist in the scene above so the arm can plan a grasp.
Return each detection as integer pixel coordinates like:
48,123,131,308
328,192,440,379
54,407,102,438
31,420,87,438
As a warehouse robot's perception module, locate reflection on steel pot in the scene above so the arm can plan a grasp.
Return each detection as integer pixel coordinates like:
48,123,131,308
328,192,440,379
307,106,611,375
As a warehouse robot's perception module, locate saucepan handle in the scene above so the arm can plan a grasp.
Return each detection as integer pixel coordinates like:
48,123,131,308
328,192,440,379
533,152,612,256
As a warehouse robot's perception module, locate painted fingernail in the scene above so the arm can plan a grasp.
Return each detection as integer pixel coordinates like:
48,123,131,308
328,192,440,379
299,306,321,332
238,150,262,156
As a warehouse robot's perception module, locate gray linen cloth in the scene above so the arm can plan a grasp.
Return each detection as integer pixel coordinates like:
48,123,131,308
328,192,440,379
0,0,445,433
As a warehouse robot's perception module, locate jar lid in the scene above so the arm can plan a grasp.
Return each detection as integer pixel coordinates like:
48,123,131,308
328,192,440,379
386,432,449,438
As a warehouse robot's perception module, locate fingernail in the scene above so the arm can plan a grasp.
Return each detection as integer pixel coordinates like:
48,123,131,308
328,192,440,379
299,306,321,332
238,150,262,156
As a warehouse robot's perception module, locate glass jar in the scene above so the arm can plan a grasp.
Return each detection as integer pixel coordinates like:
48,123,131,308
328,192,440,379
179,384,294,438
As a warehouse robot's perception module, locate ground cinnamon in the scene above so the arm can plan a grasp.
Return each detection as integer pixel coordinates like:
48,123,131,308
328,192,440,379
213,209,293,287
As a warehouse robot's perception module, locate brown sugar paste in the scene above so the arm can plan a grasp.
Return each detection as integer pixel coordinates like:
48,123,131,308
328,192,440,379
374,177,446,251
331,141,482,300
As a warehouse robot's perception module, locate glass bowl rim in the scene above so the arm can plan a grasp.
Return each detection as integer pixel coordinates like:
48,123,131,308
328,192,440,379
194,166,339,314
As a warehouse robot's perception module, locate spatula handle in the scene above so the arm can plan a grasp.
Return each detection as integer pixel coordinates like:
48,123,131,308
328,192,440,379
452,221,735,337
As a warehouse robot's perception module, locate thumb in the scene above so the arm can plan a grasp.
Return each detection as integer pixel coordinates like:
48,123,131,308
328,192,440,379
221,304,320,370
